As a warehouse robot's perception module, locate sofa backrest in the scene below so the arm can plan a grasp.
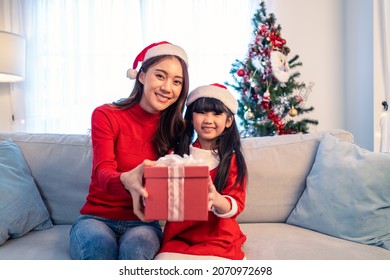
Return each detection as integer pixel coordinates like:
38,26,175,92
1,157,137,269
0,129,353,225
0,132,91,225
238,129,353,223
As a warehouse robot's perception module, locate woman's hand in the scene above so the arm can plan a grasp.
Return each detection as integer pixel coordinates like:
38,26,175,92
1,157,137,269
120,159,156,221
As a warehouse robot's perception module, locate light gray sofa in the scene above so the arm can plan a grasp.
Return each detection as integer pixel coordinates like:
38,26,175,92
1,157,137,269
0,129,389,260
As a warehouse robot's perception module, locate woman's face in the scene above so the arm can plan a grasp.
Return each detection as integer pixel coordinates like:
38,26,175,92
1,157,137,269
138,57,184,114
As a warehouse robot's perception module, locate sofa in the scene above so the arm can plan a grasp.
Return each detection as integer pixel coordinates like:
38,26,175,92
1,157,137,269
0,129,389,260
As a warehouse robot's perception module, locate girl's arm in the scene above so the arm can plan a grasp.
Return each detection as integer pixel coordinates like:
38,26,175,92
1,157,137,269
209,153,247,218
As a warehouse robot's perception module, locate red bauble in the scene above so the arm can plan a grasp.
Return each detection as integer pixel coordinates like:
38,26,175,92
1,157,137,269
260,101,269,110
237,69,245,77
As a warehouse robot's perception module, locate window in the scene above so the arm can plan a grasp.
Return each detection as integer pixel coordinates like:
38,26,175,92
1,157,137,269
19,0,257,133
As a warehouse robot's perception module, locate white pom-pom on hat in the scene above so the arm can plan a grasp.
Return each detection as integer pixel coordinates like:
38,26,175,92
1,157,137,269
127,41,189,80
186,83,238,114
126,69,138,79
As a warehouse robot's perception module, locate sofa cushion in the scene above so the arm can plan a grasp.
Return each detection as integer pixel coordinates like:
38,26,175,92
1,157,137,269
238,129,353,223
0,139,52,245
0,132,92,225
286,133,390,250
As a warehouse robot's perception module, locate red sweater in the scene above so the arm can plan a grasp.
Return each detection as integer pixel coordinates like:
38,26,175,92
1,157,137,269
160,151,247,260
80,103,160,220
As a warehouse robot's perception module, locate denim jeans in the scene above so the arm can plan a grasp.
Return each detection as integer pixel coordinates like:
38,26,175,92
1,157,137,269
69,215,162,260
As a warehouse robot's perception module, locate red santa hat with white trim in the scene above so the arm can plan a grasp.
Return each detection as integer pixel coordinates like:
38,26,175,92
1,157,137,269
186,83,238,114
127,41,189,79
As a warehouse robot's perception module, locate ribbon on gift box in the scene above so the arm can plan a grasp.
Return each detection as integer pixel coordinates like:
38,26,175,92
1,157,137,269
167,166,185,221
156,153,205,166
156,154,205,221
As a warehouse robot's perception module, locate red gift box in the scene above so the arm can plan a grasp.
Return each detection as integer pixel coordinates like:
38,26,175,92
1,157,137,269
143,165,209,221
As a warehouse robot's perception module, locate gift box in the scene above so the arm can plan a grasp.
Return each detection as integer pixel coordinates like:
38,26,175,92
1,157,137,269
143,165,209,221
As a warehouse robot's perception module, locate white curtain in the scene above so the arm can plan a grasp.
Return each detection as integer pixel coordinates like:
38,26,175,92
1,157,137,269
0,0,23,32
15,0,257,134
379,0,390,152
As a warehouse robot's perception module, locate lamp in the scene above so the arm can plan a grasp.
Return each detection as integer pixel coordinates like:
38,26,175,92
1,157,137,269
0,31,26,83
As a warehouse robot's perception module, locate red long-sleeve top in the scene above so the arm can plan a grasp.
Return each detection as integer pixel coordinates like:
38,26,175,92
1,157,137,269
80,103,160,220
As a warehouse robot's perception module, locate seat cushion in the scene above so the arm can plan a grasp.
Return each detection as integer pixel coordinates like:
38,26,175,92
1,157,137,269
240,223,390,260
0,225,71,260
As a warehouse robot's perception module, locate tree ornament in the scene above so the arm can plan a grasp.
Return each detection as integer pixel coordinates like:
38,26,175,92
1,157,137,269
263,90,270,101
244,109,255,121
260,101,270,110
270,50,290,83
252,56,263,70
259,25,269,37
269,33,286,49
288,107,298,117
294,95,303,103
237,69,245,77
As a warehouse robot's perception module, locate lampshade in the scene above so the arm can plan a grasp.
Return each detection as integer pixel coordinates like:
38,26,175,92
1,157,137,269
0,31,26,82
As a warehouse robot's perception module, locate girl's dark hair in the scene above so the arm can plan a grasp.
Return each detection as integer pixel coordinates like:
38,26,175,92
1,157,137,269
176,97,247,192
113,55,189,157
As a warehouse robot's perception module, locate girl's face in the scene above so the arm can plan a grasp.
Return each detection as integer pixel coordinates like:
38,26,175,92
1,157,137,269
192,110,233,149
138,57,184,114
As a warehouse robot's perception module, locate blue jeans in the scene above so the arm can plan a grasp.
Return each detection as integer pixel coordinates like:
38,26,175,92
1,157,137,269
69,215,162,260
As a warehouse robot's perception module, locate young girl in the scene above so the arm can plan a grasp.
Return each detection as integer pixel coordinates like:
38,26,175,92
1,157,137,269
69,41,189,260
157,83,248,260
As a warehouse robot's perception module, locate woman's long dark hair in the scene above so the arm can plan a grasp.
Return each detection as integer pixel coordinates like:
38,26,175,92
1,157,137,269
113,55,189,157
176,97,247,192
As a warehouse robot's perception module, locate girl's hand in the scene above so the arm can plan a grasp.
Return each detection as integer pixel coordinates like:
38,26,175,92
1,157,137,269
207,177,217,210
208,176,232,214
120,159,156,221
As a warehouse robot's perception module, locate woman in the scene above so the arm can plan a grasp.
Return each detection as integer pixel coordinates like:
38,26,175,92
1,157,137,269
69,41,189,260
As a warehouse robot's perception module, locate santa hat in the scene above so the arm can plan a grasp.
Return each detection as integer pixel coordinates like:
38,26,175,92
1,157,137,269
186,83,238,114
127,41,188,79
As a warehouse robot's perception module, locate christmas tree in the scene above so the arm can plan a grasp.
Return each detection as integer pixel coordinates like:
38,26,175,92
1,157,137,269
227,1,318,137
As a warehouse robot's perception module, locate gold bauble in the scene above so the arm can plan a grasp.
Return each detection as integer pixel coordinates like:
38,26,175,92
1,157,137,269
244,110,255,121
288,108,298,117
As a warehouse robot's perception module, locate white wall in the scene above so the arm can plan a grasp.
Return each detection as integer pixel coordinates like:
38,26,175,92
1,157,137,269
0,82,25,132
343,0,374,151
0,83,12,131
268,0,344,133
268,0,375,150
374,0,389,152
